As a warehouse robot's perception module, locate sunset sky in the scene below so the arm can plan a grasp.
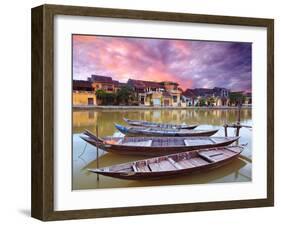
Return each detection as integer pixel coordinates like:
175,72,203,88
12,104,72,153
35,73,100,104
72,35,252,92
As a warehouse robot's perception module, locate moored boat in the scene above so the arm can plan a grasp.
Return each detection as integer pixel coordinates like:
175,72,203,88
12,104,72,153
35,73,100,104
115,123,218,137
88,146,244,180
81,130,239,156
123,118,197,129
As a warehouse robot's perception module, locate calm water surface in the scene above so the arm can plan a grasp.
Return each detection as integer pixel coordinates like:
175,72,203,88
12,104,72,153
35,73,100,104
72,108,252,190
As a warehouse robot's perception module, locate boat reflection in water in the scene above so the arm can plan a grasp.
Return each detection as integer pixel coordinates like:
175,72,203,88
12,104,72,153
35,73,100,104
72,108,252,190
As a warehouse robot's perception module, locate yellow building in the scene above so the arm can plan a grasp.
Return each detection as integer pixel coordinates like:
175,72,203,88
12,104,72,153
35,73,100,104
128,79,183,106
161,81,182,107
88,75,121,93
73,80,96,106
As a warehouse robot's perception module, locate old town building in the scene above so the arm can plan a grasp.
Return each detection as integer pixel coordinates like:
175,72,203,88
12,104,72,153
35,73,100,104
127,79,183,106
73,80,96,106
182,87,230,106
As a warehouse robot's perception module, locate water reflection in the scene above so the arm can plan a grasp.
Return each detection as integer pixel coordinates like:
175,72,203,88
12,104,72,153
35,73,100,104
73,108,252,135
72,108,252,190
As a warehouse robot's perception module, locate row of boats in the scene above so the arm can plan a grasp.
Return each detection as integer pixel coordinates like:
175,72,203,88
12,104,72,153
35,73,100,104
81,118,245,180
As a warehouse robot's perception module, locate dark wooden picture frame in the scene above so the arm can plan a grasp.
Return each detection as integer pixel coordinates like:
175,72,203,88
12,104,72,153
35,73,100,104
31,4,274,221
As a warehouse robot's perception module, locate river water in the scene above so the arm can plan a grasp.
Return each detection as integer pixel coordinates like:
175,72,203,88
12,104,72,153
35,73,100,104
72,108,252,190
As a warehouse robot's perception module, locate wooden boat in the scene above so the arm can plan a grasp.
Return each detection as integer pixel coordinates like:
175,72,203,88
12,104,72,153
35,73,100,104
81,130,239,156
114,123,218,137
88,146,244,180
123,118,197,129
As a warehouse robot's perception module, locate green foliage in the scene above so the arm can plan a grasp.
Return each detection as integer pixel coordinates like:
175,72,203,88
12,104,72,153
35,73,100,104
207,97,215,106
229,92,246,106
199,97,207,106
95,89,116,105
95,89,106,99
116,85,137,105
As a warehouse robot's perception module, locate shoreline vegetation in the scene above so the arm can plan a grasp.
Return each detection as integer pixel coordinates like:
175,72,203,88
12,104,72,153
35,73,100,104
73,105,252,110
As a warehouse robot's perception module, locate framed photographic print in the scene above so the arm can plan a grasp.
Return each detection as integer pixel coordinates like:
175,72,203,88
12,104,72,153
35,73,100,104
31,4,274,221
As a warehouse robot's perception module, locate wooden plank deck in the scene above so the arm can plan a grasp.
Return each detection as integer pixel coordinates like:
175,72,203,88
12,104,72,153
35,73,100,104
149,160,177,172
188,157,209,166
111,164,132,172
168,158,184,170
122,140,152,147
148,162,162,172
184,139,213,146
178,159,195,168
199,149,236,162
137,165,151,172
158,160,177,171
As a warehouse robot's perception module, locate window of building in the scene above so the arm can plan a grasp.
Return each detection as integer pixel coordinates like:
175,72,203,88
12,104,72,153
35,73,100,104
140,96,145,104
173,95,177,103
88,98,94,105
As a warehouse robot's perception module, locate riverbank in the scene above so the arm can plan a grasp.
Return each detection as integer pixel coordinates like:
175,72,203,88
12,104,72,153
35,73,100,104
73,105,252,110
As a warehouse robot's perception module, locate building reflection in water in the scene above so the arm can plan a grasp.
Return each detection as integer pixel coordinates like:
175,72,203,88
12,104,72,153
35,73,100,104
73,108,252,136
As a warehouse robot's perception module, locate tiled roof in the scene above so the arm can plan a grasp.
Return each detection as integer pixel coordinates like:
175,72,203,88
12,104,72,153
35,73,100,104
183,87,229,97
192,88,214,96
182,89,196,97
128,79,164,89
73,80,93,91
160,81,179,86
89,75,113,83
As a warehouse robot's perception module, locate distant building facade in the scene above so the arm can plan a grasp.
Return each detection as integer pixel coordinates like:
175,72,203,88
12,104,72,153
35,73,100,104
127,79,183,106
73,80,96,106
88,75,121,93
244,92,252,105
73,75,249,107
182,87,230,106
229,91,252,106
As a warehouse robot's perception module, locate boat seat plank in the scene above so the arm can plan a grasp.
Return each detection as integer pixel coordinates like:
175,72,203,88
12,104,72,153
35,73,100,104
189,157,209,166
221,149,237,156
137,165,151,172
184,139,213,146
199,150,222,156
200,150,237,162
209,138,223,144
198,152,216,162
132,164,138,172
115,166,134,172
122,140,152,147
148,163,163,172
168,158,184,169
158,160,177,171
178,159,196,168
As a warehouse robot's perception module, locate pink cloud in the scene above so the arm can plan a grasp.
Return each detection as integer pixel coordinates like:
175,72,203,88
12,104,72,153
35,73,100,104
72,35,252,91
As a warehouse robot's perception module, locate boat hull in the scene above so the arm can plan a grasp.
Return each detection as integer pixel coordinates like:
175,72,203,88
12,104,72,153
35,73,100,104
81,136,239,156
124,118,197,129
94,156,238,180
115,124,218,137
89,146,243,180
123,130,218,137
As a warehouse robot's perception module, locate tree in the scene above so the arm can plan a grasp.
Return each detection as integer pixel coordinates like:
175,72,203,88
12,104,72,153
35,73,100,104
207,97,215,106
116,85,137,105
229,92,246,106
95,89,116,105
95,89,107,105
199,97,207,106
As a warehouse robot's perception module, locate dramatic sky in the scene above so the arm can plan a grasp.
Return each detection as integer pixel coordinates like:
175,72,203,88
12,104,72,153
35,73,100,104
73,35,252,92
